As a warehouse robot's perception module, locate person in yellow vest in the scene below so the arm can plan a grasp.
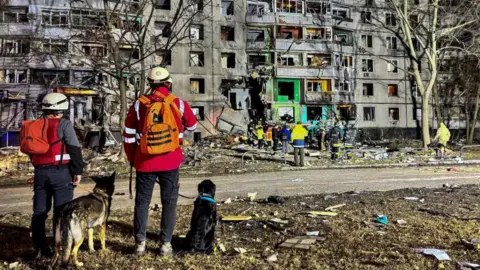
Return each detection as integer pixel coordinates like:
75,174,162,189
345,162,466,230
256,124,265,149
265,126,273,150
291,122,308,166
433,122,451,159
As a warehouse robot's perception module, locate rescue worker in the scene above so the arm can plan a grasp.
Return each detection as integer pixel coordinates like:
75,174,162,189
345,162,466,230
123,67,197,256
280,124,291,155
272,125,280,151
29,93,84,258
265,125,273,150
256,124,265,149
317,121,326,151
433,122,451,159
291,122,308,166
329,123,343,161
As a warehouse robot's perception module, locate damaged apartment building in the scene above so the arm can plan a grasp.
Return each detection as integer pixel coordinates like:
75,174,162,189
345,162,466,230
246,0,424,138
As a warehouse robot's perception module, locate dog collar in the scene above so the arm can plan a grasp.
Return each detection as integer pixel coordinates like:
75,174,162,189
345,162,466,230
200,196,216,203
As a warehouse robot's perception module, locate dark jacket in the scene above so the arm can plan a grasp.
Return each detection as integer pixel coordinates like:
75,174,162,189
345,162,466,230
279,128,291,141
328,127,343,146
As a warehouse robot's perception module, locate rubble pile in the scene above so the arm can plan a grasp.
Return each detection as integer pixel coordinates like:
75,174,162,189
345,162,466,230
0,147,32,177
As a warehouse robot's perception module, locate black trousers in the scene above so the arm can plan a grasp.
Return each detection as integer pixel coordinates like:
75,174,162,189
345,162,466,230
31,166,74,250
134,169,179,243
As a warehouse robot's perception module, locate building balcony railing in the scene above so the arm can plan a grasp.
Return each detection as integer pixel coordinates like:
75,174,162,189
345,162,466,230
246,12,275,24
305,91,355,104
275,39,354,53
276,66,340,78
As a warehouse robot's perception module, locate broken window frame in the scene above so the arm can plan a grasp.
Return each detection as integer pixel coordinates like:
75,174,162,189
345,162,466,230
332,6,349,19
187,0,204,12
220,26,235,41
0,38,30,56
362,59,374,72
40,39,68,54
387,60,398,73
30,69,69,85
334,79,349,92
361,11,372,24
305,1,331,15
277,26,302,40
307,79,329,92
276,0,303,14
388,107,400,121
0,7,28,23
73,42,107,57
156,50,172,65
0,69,27,84
247,1,272,16
386,13,396,26
118,45,140,61
248,54,269,68
306,27,332,41
72,70,97,87
190,51,205,67
279,53,303,66
191,106,205,120
221,0,234,15
361,34,373,48
155,0,171,10
362,83,374,96
190,78,205,94
155,21,172,38
386,36,398,50
306,106,323,122
71,9,107,28
42,10,69,27
247,29,266,42
190,24,204,40
307,54,330,67
221,52,236,68
388,84,398,97
363,107,375,121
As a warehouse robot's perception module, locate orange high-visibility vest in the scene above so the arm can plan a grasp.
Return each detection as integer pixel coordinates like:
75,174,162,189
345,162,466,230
266,128,273,141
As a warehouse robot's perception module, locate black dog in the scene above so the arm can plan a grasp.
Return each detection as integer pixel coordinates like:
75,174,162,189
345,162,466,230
187,179,217,254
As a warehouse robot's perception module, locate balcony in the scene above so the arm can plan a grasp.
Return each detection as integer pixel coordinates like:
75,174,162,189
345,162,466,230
246,12,275,24
276,66,341,78
305,91,355,104
275,39,354,53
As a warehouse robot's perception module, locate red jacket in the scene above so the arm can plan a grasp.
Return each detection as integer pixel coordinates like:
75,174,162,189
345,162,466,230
32,118,70,166
123,86,197,172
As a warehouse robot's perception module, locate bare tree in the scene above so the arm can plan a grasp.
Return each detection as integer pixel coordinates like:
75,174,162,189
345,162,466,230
363,0,480,147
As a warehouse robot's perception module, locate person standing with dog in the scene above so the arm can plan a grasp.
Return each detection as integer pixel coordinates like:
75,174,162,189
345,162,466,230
123,67,197,256
20,92,84,258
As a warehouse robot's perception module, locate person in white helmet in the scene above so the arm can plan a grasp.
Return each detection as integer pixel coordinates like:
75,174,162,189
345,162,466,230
123,67,197,256
22,92,84,258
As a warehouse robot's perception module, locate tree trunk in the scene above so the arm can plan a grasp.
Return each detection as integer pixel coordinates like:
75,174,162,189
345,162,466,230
421,96,431,148
468,87,480,144
433,83,443,126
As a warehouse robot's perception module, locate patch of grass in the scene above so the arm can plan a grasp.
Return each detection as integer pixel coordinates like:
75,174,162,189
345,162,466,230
2,186,480,269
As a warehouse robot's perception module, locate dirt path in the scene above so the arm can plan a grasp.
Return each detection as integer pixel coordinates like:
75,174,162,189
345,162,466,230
1,167,478,215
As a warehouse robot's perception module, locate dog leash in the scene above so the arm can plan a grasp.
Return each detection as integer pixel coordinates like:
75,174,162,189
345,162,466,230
76,184,93,194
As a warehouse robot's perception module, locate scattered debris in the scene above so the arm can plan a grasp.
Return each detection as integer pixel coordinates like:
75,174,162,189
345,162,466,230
151,204,160,212
415,248,451,261
279,236,324,250
307,152,320,157
325,203,346,211
221,216,252,222
270,218,288,225
396,219,407,225
247,192,257,202
306,231,320,236
457,261,480,269
448,167,457,172
292,178,304,182
266,253,278,262
303,211,338,217
375,215,388,225
8,262,19,269
224,198,232,204
267,195,285,204
404,197,420,201
114,192,126,196
218,243,226,253
234,247,247,254
462,239,480,250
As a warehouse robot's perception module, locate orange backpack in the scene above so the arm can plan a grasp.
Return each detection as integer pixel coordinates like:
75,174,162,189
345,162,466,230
138,93,182,155
20,118,50,154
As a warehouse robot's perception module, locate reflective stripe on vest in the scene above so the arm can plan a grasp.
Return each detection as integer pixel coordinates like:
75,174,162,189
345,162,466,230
31,118,70,166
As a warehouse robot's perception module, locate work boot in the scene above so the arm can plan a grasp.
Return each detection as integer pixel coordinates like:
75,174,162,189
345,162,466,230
135,241,146,257
160,242,173,256
35,246,54,259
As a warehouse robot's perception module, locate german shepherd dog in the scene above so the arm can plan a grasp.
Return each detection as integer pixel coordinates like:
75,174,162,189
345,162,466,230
186,179,217,254
51,172,115,268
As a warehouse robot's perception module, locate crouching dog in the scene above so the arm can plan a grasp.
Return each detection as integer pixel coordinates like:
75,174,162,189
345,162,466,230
51,173,116,268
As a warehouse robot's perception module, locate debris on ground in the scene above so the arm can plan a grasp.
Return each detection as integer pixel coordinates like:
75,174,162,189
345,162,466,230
404,197,420,201
304,211,338,217
270,218,288,225
224,198,232,204
457,261,480,269
279,236,322,250
375,215,389,225
266,253,278,262
325,203,346,211
396,219,407,225
415,248,451,261
221,216,252,222
247,192,257,202
234,247,247,254
218,243,226,253
306,231,320,236
267,195,285,204
291,178,304,182
462,239,480,250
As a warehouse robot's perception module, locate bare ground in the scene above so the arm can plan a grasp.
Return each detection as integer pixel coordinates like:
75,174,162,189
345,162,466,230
2,185,480,269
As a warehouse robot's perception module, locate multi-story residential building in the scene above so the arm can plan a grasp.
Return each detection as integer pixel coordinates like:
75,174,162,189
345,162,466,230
0,0,464,145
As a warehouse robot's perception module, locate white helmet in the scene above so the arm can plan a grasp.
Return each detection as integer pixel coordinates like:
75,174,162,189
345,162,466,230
41,93,68,110
147,67,172,84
